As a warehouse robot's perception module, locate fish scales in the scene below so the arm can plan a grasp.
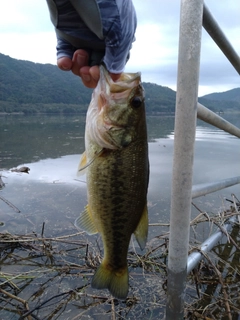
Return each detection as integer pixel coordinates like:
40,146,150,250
88,140,148,266
75,65,149,300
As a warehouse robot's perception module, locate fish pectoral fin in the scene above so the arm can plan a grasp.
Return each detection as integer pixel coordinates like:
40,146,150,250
77,149,104,176
134,203,148,250
77,151,88,176
74,205,98,235
91,262,129,300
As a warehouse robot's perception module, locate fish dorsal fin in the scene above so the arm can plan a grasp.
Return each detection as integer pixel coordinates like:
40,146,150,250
134,203,148,250
74,204,98,235
77,149,104,176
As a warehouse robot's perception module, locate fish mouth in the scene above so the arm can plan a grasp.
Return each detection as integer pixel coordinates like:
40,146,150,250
100,65,141,94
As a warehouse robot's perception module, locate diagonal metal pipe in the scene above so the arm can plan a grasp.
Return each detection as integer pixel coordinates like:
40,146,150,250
197,103,240,138
203,4,240,74
187,216,237,274
192,176,240,199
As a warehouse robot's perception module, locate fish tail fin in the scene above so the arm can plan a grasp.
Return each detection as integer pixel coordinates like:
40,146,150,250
91,262,129,300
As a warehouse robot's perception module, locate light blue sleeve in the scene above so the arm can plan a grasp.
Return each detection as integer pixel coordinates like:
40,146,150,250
52,0,137,73
56,37,76,60
100,0,137,73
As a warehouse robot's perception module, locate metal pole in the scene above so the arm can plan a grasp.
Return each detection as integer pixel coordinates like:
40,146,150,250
166,0,203,319
192,176,240,199
197,103,240,138
203,4,240,75
187,216,237,274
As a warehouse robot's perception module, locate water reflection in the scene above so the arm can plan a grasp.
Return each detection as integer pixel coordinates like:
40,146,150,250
0,115,176,168
0,115,86,168
1,114,239,232
1,114,238,168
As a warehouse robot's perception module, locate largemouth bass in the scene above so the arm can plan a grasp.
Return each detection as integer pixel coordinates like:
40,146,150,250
75,65,149,300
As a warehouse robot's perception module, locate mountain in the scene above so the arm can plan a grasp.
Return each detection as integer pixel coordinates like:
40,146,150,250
0,53,239,114
201,88,240,102
198,88,240,112
0,53,91,114
0,53,176,114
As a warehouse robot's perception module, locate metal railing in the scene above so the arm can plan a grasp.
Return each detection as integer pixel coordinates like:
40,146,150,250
165,1,240,319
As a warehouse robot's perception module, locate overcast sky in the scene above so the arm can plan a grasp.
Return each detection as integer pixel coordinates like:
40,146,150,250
0,0,239,96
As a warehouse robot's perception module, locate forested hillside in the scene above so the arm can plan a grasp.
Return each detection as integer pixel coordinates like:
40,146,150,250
202,88,240,102
1,53,239,114
0,53,91,114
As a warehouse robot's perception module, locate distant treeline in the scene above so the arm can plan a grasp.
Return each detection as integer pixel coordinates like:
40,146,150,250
1,53,240,114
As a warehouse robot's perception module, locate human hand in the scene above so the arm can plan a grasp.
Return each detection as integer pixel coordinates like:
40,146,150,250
57,49,121,88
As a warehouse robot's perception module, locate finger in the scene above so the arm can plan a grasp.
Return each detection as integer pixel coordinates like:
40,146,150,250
57,57,73,71
79,68,121,88
89,66,100,82
79,66,99,89
72,49,89,76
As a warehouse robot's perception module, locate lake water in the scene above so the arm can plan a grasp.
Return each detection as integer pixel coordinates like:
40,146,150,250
0,114,240,319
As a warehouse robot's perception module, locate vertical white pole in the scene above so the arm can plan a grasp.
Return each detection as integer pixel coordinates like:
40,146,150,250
166,0,203,318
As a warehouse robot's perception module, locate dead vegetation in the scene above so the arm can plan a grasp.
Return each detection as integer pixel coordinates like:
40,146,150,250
0,195,239,319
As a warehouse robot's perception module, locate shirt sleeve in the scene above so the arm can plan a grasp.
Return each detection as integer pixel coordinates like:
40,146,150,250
48,0,137,73
56,36,76,60
99,0,137,73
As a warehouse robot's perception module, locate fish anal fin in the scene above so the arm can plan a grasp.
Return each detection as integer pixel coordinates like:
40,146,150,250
134,203,148,250
91,262,129,300
74,204,98,235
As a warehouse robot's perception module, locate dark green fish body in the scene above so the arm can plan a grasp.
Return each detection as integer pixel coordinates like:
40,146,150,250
75,66,149,299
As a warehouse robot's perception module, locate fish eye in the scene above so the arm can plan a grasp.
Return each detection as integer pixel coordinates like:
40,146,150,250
130,96,142,108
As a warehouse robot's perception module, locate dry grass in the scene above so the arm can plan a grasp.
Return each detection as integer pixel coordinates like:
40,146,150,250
0,195,239,319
